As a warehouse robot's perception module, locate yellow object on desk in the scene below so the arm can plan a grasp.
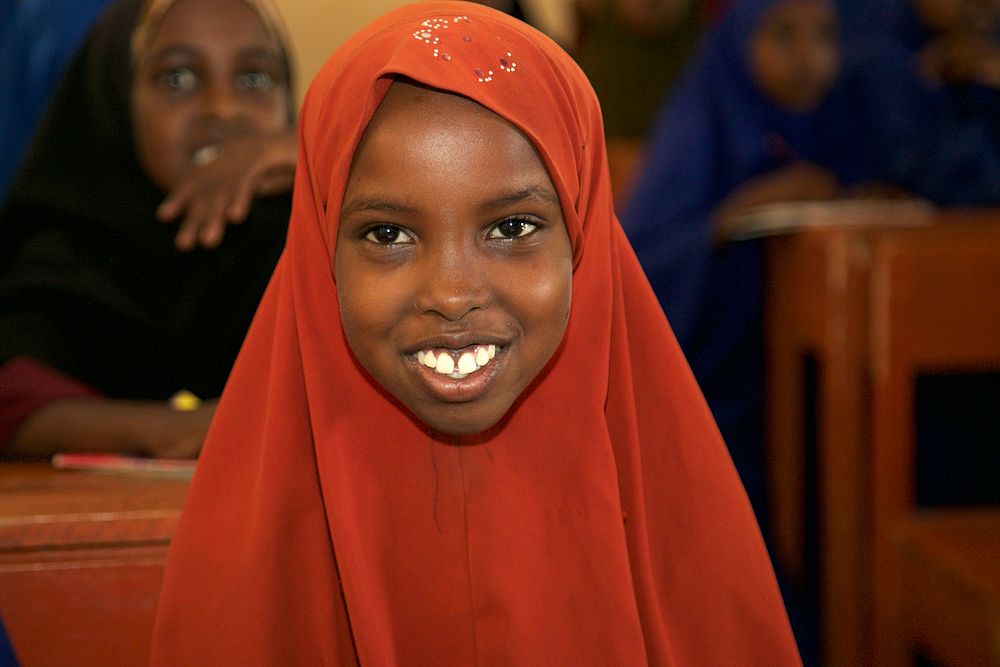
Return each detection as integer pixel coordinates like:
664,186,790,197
168,390,201,412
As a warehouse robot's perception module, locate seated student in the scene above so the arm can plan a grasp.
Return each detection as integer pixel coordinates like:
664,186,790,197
150,3,801,663
0,0,297,459
843,0,1000,509
842,0,1000,206
620,0,868,519
575,0,704,140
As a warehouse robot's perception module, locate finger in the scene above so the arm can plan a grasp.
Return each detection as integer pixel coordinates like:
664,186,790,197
198,195,231,249
174,221,199,252
225,171,257,224
174,196,213,251
200,218,227,249
158,179,196,222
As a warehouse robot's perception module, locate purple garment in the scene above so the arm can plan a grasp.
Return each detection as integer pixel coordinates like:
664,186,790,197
620,0,865,517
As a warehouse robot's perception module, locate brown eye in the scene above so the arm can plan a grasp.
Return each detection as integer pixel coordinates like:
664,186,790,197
237,70,275,91
488,217,538,239
160,67,197,92
364,224,413,245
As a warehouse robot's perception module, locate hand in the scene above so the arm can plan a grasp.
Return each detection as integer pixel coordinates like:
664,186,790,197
920,31,1000,88
140,400,218,459
713,161,840,241
157,129,297,251
841,181,915,200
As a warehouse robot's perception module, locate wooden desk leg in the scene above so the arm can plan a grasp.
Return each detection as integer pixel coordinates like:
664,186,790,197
818,236,871,667
766,238,807,586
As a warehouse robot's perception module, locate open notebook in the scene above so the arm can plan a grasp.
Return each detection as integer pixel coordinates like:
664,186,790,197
723,199,935,241
51,452,196,479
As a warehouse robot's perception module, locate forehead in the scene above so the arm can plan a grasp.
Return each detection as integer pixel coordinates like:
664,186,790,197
135,0,277,61
364,83,518,147
756,0,834,29
349,81,554,189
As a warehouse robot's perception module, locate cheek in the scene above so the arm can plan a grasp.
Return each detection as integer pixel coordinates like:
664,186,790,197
337,282,377,352
820,48,841,86
803,37,838,74
132,95,187,191
335,263,405,364
751,48,784,97
248,93,290,130
512,255,573,343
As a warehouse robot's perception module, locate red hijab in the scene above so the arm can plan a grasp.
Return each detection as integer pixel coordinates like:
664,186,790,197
151,3,800,664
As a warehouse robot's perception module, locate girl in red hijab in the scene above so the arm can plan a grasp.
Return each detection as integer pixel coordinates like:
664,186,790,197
151,2,801,664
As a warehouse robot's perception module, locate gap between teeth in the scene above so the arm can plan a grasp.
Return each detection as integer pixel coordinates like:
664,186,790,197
417,344,497,378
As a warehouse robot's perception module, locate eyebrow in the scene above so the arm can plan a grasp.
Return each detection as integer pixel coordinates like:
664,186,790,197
147,45,281,62
341,185,560,218
478,185,561,212
339,198,418,218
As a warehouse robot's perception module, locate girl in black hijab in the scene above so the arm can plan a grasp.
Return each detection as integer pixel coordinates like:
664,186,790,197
0,0,296,458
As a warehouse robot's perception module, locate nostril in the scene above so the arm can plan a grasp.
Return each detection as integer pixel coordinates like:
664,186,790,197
414,284,491,321
412,252,492,319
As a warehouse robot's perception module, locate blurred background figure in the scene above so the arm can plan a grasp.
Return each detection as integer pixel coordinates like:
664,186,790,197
840,0,1000,511
0,0,297,460
574,0,705,140
0,0,112,201
841,0,1000,205
0,613,16,667
574,0,710,206
621,0,867,528
619,4,894,661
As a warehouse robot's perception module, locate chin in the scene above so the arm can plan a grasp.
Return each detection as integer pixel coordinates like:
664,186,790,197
417,405,510,439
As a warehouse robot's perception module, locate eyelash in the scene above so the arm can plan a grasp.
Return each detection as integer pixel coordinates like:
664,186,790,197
361,217,541,247
488,216,539,240
363,224,413,245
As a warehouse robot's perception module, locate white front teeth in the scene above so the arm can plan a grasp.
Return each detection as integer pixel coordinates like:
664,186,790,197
416,344,497,379
436,354,454,374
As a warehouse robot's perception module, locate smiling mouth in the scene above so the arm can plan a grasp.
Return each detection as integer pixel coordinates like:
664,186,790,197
415,344,497,379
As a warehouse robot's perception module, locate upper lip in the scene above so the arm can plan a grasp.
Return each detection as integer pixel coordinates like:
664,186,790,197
189,126,236,155
405,332,509,354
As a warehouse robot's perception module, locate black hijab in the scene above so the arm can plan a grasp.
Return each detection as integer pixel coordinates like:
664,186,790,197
0,0,292,400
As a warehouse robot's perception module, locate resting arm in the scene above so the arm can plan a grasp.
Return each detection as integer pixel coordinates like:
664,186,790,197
0,358,214,459
8,397,215,459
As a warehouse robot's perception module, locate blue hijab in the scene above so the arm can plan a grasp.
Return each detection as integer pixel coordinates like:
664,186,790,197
620,0,862,517
0,0,112,202
841,0,1000,204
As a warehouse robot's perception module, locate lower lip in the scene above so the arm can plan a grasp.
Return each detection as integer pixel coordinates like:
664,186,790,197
409,349,506,403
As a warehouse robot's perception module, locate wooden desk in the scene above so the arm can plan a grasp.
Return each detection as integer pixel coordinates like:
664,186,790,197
763,211,1000,667
0,463,189,667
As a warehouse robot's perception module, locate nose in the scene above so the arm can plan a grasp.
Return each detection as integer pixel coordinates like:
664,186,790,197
201,82,243,124
412,245,491,321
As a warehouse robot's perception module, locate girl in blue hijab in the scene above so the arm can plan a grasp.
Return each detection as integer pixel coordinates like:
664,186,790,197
621,0,866,519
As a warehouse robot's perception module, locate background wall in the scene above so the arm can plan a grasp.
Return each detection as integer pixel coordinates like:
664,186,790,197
272,0,575,105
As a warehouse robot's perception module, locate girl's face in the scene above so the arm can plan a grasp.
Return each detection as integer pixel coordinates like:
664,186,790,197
748,0,840,112
335,82,573,437
130,0,289,192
